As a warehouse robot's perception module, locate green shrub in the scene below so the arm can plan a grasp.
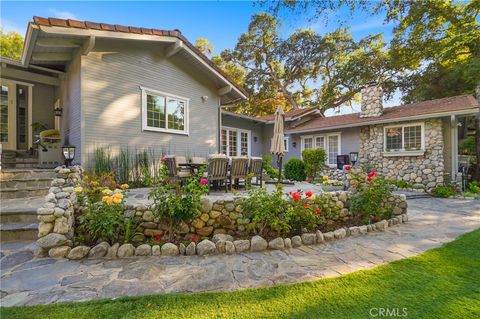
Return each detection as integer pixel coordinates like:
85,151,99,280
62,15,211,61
262,153,281,179
468,181,480,193
284,158,306,181
241,184,292,236
148,165,208,241
302,148,327,180
431,185,456,198
349,170,393,223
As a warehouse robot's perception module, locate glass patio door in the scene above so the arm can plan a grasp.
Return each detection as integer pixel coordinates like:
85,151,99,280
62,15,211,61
0,80,16,150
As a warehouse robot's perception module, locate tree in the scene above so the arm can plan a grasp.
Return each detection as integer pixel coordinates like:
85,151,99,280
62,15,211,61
0,29,23,60
195,38,214,57
221,13,396,115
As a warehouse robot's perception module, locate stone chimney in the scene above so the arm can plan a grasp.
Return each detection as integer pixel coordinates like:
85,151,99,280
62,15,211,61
360,81,383,118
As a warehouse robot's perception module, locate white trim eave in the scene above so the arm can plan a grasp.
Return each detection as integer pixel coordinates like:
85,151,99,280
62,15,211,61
286,108,480,134
21,23,39,67
382,150,425,157
36,25,247,101
221,111,267,123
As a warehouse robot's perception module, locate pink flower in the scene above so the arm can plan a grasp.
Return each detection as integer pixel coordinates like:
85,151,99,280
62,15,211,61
200,178,208,185
161,156,167,162
344,165,351,171
305,191,313,198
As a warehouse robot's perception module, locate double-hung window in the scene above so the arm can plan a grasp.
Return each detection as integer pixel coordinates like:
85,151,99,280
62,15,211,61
301,133,341,167
141,87,188,135
384,123,424,154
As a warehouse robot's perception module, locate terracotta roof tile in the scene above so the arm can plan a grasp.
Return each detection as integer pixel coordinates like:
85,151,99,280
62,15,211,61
288,95,479,133
67,19,86,28
48,18,68,27
31,16,248,98
114,24,129,33
85,21,102,30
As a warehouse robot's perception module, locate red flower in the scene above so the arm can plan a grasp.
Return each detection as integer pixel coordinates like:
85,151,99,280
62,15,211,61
316,209,321,214
344,165,351,171
200,178,208,185
291,192,301,202
303,202,309,207
305,191,313,198
368,171,378,178
366,176,373,182
153,233,162,240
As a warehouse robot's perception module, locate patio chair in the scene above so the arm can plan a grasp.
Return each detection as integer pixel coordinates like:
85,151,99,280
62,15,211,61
206,154,229,193
164,155,191,183
249,157,263,186
229,156,249,190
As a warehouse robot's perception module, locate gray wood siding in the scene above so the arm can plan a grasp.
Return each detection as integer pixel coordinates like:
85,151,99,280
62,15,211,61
81,40,220,165
60,54,82,163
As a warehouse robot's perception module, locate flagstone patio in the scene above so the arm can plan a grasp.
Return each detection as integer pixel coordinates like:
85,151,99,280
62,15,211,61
1,197,479,307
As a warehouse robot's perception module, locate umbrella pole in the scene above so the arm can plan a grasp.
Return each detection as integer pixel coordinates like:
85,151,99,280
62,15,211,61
277,155,283,183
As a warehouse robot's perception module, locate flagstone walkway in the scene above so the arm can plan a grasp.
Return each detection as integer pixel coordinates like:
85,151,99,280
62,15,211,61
1,197,479,307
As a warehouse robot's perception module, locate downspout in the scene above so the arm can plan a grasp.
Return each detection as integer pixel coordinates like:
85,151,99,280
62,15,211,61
451,114,458,182
218,98,222,153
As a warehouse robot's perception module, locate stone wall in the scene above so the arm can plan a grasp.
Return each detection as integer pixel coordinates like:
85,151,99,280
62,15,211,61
36,166,83,258
320,167,344,181
359,119,444,188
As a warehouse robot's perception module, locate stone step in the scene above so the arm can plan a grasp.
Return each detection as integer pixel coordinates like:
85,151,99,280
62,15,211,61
0,169,56,182
0,223,38,242
0,207,38,224
0,179,53,190
0,187,50,199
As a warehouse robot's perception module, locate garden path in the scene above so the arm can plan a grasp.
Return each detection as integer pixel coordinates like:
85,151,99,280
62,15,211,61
1,198,479,307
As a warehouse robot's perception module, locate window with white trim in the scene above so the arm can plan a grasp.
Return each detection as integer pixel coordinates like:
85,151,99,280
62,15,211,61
384,123,424,152
221,127,251,156
141,87,188,134
301,133,341,167
284,137,289,152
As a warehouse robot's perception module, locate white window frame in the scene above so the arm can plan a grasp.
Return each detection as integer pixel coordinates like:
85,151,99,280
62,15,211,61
300,132,341,168
383,122,425,156
141,86,189,135
221,126,251,157
284,137,289,152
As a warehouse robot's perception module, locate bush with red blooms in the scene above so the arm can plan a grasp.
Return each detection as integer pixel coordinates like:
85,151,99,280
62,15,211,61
349,167,394,223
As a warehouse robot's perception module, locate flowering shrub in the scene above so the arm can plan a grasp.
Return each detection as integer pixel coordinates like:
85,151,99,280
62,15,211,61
241,184,293,236
148,165,208,241
76,182,136,245
349,168,393,223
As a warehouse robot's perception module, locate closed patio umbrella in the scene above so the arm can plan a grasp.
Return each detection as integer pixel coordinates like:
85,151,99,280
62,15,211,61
270,106,286,183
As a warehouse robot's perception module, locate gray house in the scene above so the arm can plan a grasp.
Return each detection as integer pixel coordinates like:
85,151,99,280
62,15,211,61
1,17,479,187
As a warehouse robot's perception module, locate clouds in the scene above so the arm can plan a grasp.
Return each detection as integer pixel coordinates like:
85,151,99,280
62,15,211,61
0,18,26,35
48,8,78,20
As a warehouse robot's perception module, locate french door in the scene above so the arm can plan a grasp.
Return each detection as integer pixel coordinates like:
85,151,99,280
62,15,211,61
221,127,251,157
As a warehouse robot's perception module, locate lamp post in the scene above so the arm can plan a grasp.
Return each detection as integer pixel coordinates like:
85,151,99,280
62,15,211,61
62,145,76,167
349,152,359,167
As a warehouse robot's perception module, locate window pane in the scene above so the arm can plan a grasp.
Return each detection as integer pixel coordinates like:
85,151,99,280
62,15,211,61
303,137,313,150
404,125,422,150
328,135,339,165
166,98,185,131
229,130,237,156
240,132,249,156
284,138,288,152
315,136,325,149
147,94,165,128
0,85,8,142
221,129,228,155
385,127,402,151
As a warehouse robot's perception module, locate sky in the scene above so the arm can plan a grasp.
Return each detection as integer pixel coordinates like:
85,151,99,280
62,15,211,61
0,1,401,114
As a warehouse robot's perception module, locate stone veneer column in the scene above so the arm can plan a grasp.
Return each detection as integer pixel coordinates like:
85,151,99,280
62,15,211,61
36,166,83,257
360,83,383,118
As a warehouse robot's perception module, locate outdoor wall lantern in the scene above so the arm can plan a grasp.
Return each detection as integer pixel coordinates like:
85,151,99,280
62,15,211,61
292,141,297,148
54,107,63,117
62,145,76,167
253,136,258,142
349,152,359,166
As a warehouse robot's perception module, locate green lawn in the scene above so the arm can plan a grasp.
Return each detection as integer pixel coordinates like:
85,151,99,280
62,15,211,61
2,230,480,319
